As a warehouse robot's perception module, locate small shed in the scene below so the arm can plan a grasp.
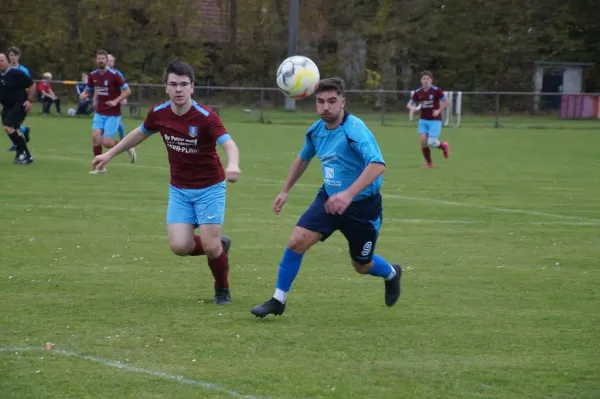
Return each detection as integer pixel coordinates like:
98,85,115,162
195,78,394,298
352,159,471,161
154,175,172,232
533,61,593,112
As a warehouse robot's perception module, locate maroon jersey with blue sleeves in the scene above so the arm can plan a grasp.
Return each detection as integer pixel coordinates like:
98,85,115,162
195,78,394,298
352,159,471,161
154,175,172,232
410,86,446,121
140,100,232,189
85,68,128,116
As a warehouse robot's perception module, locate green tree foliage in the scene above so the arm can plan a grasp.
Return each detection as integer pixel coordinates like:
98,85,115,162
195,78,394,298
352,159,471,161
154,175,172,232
0,0,596,90
0,0,207,82
416,0,580,91
569,0,600,90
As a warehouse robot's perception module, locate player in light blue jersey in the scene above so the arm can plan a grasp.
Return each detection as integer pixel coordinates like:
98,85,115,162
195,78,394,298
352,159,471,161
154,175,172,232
251,77,403,318
15,64,30,76
7,46,31,152
107,54,127,140
76,72,94,115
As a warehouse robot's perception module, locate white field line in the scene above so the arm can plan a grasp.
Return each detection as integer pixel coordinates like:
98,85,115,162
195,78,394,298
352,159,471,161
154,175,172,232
0,346,263,399
29,154,600,224
383,193,600,223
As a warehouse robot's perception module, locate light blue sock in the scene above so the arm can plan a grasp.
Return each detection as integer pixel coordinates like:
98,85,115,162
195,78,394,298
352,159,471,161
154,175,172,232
368,255,396,280
118,122,125,140
20,126,28,134
273,248,304,303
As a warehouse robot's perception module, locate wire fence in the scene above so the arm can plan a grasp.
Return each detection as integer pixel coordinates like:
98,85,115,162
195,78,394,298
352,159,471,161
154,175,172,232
41,81,600,130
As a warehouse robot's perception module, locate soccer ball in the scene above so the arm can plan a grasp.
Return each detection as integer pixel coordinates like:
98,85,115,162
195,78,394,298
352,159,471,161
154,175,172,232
67,108,76,116
276,56,320,99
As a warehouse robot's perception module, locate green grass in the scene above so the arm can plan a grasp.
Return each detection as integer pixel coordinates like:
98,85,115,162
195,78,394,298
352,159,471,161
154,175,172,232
1,113,599,399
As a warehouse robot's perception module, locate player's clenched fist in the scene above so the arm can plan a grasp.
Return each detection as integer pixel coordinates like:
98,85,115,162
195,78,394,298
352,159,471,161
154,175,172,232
272,192,288,215
225,165,241,183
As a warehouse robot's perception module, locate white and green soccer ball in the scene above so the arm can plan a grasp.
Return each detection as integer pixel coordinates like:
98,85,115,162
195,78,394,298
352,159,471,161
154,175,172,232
276,56,320,100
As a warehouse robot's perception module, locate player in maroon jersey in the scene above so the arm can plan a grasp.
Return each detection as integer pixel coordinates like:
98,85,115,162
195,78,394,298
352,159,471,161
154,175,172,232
80,49,135,174
91,60,241,305
407,71,450,168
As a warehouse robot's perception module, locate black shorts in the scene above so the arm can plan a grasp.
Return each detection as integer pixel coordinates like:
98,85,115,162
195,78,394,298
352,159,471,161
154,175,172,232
1,103,27,129
297,187,383,264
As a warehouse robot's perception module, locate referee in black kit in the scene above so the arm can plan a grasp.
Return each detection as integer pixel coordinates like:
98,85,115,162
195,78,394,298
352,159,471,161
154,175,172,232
0,52,35,164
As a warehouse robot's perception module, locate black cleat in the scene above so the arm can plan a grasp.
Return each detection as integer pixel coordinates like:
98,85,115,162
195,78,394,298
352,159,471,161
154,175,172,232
7,144,17,152
214,288,231,305
251,298,286,318
220,236,231,254
385,264,403,306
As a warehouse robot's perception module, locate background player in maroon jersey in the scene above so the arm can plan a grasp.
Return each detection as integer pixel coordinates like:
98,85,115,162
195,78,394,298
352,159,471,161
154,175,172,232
91,60,241,305
407,71,450,168
80,49,135,174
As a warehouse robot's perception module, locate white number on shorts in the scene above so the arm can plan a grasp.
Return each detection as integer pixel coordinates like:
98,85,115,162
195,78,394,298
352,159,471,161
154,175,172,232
361,241,373,257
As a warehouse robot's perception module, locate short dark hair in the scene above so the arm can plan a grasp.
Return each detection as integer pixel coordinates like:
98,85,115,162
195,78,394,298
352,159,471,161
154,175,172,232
421,70,433,78
315,77,345,96
7,46,20,56
163,60,195,84
96,49,108,57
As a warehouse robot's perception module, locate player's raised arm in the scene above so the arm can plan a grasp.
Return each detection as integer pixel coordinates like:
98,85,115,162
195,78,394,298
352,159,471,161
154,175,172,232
221,139,240,182
344,161,385,201
92,127,149,170
108,73,131,106
81,73,93,100
117,86,131,103
92,108,156,171
407,91,419,111
273,157,311,215
282,157,311,194
207,112,241,183
433,88,449,117
283,132,316,194
109,126,149,155
272,135,314,215
24,75,35,110
325,122,385,215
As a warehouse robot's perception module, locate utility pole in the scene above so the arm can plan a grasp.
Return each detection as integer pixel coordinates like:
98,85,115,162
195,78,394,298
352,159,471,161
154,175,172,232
285,0,299,111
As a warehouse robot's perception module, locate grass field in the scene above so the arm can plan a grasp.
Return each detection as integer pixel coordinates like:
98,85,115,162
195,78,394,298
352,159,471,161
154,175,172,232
1,111,599,399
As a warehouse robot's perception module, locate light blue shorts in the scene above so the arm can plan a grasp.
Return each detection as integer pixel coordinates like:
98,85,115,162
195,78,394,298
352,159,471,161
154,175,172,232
92,113,122,139
418,119,442,138
167,181,226,226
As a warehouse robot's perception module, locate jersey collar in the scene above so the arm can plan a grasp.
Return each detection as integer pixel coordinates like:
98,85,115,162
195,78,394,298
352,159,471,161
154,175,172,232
342,111,350,124
325,111,351,131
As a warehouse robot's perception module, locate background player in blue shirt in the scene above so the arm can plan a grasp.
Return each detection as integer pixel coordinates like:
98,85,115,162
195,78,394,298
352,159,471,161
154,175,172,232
76,72,94,115
107,54,127,140
251,77,403,318
7,46,31,151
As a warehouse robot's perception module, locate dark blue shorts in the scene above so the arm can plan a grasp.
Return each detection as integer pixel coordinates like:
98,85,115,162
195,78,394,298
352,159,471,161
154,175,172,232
297,188,382,264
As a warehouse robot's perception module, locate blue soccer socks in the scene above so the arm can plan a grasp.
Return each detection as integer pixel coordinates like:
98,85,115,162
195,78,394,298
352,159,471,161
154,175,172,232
369,255,397,280
274,248,304,303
